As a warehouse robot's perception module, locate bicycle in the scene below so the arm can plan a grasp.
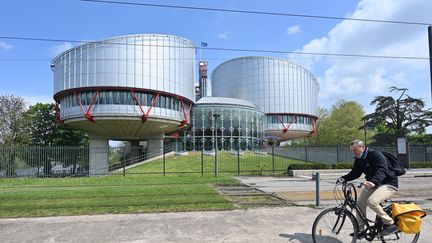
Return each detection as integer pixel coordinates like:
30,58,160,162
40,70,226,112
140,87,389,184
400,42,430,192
312,181,421,243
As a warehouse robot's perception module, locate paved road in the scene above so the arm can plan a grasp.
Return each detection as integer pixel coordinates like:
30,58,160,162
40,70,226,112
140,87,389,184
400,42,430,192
235,173,432,209
1,174,431,243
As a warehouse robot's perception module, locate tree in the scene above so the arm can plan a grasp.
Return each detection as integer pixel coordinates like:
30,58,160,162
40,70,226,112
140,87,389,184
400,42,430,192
299,100,365,146
0,95,30,177
25,103,88,146
0,95,30,145
24,103,89,175
364,87,432,146
320,100,365,145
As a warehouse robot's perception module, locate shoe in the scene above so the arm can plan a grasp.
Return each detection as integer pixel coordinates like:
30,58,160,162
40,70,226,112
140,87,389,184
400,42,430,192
349,231,365,239
381,224,398,236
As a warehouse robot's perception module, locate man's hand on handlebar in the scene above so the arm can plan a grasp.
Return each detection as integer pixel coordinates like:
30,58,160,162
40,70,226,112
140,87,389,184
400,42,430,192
335,177,345,184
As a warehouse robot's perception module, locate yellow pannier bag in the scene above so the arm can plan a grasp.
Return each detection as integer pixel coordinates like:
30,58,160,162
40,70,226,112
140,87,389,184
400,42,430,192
392,202,427,234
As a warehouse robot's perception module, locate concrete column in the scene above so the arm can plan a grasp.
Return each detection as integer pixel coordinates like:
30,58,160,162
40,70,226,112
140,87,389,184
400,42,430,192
148,133,164,158
89,134,109,176
129,140,144,164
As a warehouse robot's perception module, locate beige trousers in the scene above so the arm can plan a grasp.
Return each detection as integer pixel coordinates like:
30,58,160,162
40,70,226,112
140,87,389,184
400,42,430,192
357,185,396,230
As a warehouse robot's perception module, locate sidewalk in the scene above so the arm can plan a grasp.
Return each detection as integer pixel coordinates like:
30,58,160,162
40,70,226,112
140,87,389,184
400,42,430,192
235,171,432,211
0,206,430,243
1,171,431,243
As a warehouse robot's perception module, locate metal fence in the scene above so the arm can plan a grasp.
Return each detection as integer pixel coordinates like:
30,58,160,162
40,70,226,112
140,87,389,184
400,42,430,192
1,144,431,178
275,145,432,164
0,146,88,178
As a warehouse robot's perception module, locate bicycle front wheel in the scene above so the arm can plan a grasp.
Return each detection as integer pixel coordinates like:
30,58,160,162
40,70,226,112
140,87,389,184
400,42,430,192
381,231,420,243
312,207,358,243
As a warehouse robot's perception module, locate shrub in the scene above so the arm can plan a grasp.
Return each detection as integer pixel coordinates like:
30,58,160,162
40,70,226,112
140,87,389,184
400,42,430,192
409,162,432,169
331,163,353,169
287,163,330,171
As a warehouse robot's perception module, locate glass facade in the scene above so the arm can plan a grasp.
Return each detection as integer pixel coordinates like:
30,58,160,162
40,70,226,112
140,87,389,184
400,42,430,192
179,97,265,151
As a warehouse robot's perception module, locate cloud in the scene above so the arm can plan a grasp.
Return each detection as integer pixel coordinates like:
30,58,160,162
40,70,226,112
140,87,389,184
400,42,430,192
49,42,73,56
292,0,431,108
217,31,230,39
286,25,301,35
0,41,13,51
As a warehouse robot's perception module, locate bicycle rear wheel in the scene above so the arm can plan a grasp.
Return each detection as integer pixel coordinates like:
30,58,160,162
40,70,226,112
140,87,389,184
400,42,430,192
312,207,358,243
380,204,421,243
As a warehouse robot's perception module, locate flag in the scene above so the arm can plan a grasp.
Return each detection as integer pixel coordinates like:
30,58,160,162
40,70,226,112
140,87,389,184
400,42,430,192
201,41,208,47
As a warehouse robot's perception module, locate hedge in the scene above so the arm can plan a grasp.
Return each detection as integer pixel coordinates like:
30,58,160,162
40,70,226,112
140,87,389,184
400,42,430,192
287,162,432,172
287,163,352,171
410,162,432,168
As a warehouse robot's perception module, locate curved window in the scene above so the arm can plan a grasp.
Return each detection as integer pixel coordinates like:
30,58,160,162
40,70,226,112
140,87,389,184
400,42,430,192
60,90,191,112
266,114,314,126
186,105,265,151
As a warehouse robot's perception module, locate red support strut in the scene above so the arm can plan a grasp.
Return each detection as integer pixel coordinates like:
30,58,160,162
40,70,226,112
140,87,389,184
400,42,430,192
130,90,160,123
54,102,64,124
276,115,296,133
75,90,99,122
178,97,192,127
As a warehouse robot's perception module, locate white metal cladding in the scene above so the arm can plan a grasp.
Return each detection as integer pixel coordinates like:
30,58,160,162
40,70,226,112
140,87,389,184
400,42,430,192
51,34,196,102
196,96,258,109
211,56,319,116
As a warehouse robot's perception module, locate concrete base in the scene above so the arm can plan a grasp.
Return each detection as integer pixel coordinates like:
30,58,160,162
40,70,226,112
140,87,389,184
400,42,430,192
89,134,109,176
147,133,164,157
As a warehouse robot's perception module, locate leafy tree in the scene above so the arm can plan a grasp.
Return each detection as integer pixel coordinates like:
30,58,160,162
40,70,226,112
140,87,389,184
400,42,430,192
25,103,88,146
408,134,432,145
0,95,29,177
0,95,30,145
24,103,88,175
364,87,432,146
318,100,365,145
299,100,365,146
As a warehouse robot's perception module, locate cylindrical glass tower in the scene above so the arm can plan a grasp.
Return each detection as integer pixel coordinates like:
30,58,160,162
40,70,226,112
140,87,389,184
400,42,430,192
51,34,196,140
211,56,319,140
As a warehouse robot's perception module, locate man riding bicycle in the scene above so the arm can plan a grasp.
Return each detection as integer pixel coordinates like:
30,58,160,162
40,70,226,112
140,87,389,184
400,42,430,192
337,139,398,237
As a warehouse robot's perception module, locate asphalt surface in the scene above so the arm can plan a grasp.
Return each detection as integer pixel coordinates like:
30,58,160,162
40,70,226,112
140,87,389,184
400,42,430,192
1,172,431,243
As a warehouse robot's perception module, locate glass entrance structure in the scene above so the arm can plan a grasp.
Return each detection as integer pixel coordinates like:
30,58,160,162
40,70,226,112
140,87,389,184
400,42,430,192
181,97,265,151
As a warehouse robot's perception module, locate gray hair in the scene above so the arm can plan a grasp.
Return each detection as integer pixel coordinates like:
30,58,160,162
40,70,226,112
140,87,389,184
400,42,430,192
350,139,365,147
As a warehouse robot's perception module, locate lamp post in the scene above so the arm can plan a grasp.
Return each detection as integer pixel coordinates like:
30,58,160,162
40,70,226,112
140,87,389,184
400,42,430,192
213,114,220,177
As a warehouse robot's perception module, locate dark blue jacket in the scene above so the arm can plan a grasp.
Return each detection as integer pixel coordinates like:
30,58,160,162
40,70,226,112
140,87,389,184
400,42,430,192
342,148,398,188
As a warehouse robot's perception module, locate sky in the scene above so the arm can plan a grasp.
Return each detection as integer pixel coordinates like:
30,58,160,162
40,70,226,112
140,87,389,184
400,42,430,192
1,0,431,118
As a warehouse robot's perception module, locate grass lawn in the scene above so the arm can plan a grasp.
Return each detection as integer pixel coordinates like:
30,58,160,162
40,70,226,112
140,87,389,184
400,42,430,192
125,150,304,175
0,175,240,218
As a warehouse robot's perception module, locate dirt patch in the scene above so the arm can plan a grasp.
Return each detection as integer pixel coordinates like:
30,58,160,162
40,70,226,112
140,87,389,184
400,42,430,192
215,185,291,207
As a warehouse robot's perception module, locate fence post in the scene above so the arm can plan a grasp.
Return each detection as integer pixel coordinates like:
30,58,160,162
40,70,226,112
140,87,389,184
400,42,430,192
425,145,428,162
305,146,308,162
272,145,275,175
163,146,166,176
237,143,240,175
336,145,339,164
122,147,126,177
315,172,321,207
201,149,204,175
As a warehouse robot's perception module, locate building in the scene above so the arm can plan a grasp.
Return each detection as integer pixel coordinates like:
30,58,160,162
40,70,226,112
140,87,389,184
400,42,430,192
51,35,319,176
51,34,196,175
211,56,319,141
184,96,265,151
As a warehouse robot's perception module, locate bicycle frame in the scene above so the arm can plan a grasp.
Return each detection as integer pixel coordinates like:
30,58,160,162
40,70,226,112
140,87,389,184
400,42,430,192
336,182,384,241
